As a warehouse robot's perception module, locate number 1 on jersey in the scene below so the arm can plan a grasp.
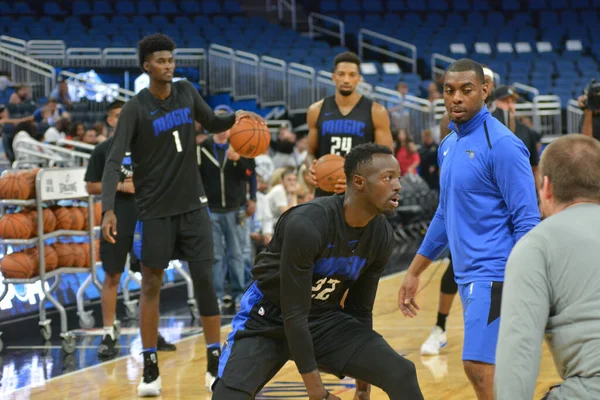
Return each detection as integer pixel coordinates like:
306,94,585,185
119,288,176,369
330,137,353,156
172,130,182,153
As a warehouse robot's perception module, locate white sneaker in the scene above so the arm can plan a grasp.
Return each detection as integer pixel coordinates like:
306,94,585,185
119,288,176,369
138,375,162,397
420,326,447,356
206,371,217,392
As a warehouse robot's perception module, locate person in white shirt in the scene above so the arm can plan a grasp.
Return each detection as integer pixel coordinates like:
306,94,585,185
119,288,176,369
266,167,298,220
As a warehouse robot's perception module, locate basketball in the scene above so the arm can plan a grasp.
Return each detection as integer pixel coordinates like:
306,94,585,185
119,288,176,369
21,168,40,199
80,207,90,231
0,173,31,200
24,247,39,276
54,207,73,230
0,213,34,239
71,244,86,268
229,118,271,158
78,243,91,268
52,242,74,268
0,252,34,279
27,209,57,236
69,207,85,231
314,154,346,193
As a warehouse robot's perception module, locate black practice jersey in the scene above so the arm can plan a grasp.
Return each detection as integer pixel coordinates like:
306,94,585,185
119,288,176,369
315,95,375,159
252,194,394,373
102,80,235,220
85,137,138,235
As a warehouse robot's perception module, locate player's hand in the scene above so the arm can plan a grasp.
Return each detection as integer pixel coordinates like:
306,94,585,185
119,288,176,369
263,233,272,246
235,110,266,126
306,160,318,187
101,210,117,244
246,199,256,216
578,94,588,109
333,177,347,194
122,177,135,194
398,272,421,318
226,148,241,161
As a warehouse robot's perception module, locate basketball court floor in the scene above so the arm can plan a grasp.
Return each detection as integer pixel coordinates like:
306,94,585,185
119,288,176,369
1,249,561,399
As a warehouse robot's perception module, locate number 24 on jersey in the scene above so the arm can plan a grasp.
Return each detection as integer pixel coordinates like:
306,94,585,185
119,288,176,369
330,137,352,156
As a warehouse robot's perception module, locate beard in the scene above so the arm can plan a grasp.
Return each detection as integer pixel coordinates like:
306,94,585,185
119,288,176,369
338,88,353,97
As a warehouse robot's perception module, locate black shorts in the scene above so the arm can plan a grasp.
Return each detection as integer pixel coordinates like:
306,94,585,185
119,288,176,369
216,282,381,395
100,234,136,274
132,207,214,269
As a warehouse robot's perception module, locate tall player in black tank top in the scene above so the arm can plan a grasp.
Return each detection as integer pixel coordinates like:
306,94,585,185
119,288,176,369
305,52,393,197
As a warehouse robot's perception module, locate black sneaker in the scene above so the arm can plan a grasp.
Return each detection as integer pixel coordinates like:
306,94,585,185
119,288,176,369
205,347,221,391
157,334,176,351
138,352,161,397
97,335,117,359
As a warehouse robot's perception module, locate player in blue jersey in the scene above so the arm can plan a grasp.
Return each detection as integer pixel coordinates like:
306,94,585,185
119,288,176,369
213,143,423,400
398,59,540,400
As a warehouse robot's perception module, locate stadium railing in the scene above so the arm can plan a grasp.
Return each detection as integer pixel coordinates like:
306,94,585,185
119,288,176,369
259,56,287,108
286,62,316,115
0,45,55,100
308,13,346,47
567,99,584,134
359,29,418,74
208,44,234,95
233,50,260,102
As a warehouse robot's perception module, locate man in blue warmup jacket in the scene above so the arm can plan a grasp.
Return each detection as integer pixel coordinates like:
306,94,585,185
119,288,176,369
398,59,540,400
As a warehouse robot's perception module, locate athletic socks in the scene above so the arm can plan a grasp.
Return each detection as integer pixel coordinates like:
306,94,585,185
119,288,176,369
206,342,220,350
103,326,115,341
436,312,448,332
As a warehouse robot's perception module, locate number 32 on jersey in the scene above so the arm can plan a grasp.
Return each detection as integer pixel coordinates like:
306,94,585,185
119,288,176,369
330,137,352,156
312,277,341,301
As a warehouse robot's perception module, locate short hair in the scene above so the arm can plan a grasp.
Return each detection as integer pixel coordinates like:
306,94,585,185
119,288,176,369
333,52,361,72
281,166,297,180
344,143,393,183
107,100,124,113
540,134,600,204
138,33,176,71
445,58,484,85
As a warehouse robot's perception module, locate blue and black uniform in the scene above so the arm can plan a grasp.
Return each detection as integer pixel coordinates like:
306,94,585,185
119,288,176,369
102,80,236,269
315,95,374,197
213,195,424,399
418,106,540,364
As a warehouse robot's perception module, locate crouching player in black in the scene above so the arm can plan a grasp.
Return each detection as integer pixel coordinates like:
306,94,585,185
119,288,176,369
212,143,424,400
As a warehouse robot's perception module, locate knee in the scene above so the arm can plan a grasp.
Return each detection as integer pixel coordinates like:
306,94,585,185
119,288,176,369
141,272,163,297
104,273,122,288
463,361,491,389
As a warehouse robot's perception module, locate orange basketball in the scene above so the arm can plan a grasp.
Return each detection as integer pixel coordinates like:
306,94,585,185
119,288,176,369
76,243,91,268
52,242,74,269
0,213,34,239
229,118,271,158
26,246,58,275
27,208,57,236
314,154,346,193
71,244,86,268
69,207,85,231
93,202,102,226
21,168,40,199
54,207,73,230
0,173,30,200
1,252,34,279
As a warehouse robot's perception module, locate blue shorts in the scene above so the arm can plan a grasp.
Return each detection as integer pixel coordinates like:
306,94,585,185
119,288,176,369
458,281,503,364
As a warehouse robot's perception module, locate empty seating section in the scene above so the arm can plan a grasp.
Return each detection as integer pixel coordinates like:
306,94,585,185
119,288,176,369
315,0,599,104
0,0,599,108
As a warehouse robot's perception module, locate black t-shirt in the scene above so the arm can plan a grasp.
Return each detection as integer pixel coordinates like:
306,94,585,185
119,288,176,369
252,194,394,373
101,80,236,220
418,142,439,190
84,138,138,235
514,121,540,167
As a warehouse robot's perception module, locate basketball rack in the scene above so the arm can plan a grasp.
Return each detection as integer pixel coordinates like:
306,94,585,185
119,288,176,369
0,168,101,353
